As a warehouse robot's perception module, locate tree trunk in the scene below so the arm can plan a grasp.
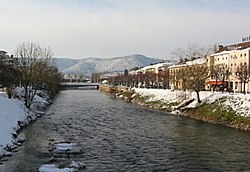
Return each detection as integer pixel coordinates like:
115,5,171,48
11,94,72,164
196,91,201,103
221,80,225,93
243,82,246,94
6,87,12,99
24,86,29,108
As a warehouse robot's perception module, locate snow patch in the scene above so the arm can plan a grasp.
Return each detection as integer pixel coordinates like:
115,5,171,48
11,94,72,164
38,164,74,172
38,161,86,172
50,142,81,154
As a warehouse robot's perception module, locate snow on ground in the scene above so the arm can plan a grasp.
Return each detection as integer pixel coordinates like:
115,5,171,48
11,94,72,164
203,92,250,117
56,143,75,151
38,164,74,172
133,88,213,104
51,142,81,154
0,88,49,157
39,161,86,172
133,88,188,103
0,92,29,156
133,88,250,117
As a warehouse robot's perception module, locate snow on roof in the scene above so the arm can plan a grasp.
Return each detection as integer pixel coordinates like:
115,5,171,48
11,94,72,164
168,63,187,68
141,62,173,70
211,47,250,57
168,58,206,69
0,50,7,53
210,50,232,57
186,58,206,65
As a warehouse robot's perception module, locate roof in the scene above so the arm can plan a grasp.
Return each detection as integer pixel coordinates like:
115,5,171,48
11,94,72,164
141,62,174,70
0,50,7,53
216,41,250,53
168,58,206,69
211,47,250,57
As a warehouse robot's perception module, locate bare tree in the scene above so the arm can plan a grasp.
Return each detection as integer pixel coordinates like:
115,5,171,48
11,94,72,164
236,64,250,94
186,64,209,103
171,48,186,62
15,42,55,108
186,44,212,60
172,44,213,63
210,64,229,93
172,45,212,103
91,72,101,83
177,68,188,91
127,74,135,87
158,69,169,89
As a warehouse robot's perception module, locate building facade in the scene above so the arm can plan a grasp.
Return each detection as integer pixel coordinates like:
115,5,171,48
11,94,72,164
207,42,250,93
0,50,17,68
169,58,207,90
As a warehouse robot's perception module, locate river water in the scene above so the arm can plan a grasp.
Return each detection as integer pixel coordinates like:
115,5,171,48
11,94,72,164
0,90,250,172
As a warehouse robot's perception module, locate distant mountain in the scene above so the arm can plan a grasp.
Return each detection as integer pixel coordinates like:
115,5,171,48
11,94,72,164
54,58,79,71
54,54,162,76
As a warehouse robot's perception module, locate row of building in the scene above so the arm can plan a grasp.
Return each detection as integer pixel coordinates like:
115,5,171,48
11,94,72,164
128,40,250,93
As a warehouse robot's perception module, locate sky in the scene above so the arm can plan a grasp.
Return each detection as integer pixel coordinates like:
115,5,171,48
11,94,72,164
1,0,250,59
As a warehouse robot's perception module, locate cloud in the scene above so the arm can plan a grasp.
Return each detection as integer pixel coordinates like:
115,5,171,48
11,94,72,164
1,0,250,58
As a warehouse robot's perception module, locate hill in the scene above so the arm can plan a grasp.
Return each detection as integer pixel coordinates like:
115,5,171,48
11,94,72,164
54,54,161,76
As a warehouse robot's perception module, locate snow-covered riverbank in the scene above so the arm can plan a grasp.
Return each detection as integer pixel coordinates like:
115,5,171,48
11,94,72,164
132,88,250,117
116,88,250,131
0,88,50,158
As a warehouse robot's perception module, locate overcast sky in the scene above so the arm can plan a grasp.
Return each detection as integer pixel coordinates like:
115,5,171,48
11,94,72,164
1,0,250,59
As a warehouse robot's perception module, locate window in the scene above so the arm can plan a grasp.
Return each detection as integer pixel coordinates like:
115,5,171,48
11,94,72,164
240,54,242,57
245,53,247,57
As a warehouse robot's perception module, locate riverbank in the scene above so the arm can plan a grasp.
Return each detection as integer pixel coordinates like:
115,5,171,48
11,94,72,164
111,87,250,132
0,88,50,159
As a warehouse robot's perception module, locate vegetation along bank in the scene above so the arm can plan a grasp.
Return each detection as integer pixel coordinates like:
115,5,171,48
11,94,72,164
102,86,250,132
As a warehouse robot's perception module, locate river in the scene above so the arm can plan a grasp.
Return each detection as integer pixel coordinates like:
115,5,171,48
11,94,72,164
0,90,250,172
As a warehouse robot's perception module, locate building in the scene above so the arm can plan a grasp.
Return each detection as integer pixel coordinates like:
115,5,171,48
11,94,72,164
208,44,250,93
128,62,173,88
168,63,187,90
62,73,87,83
0,50,17,68
169,58,207,90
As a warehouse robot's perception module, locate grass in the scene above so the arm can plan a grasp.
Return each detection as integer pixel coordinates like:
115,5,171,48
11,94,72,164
186,103,250,130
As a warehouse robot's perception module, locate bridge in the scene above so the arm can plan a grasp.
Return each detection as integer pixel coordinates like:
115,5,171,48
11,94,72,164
60,82,100,90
